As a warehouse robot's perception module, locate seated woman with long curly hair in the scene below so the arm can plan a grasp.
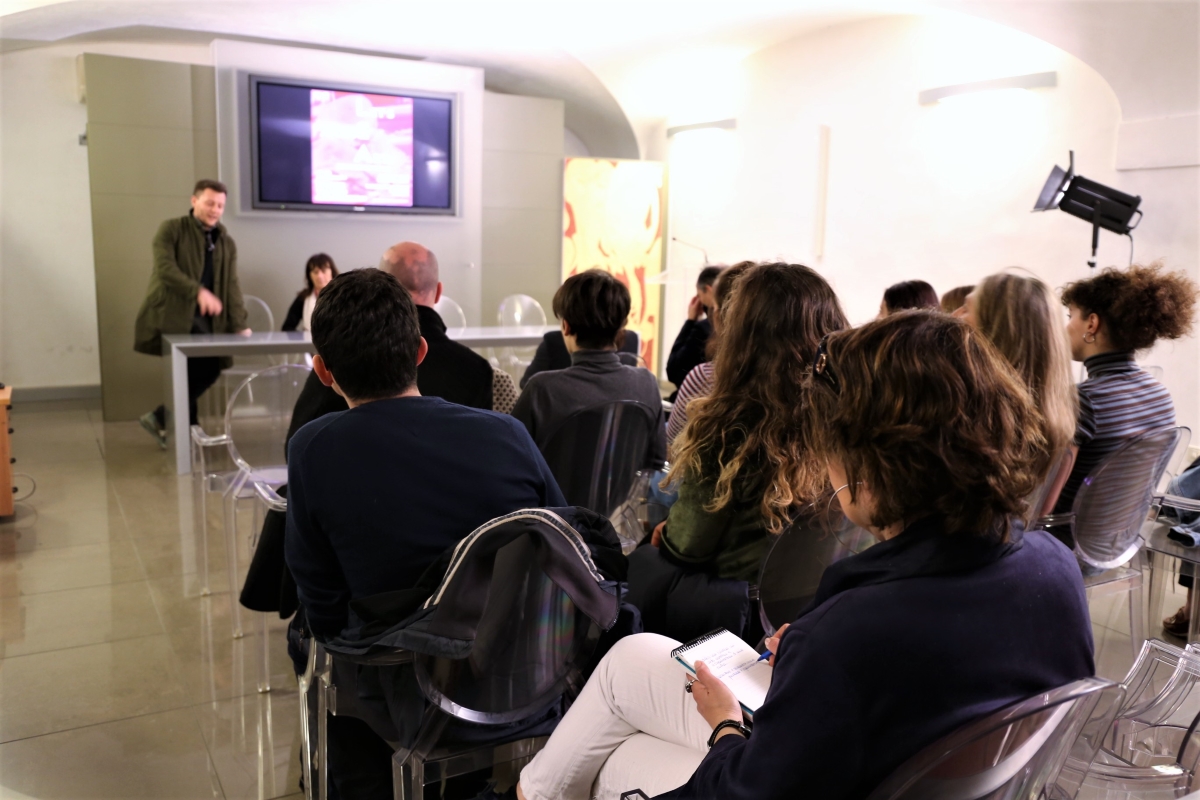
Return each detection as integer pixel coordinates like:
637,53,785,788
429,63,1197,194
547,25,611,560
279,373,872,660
628,262,847,641
511,311,1094,800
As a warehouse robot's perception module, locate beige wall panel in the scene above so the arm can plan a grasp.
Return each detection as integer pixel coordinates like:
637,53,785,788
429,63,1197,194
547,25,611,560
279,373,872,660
189,66,217,132
81,54,194,129
93,259,167,420
193,137,219,182
482,207,561,319
86,54,217,420
483,92,565,154
482,153,564,210
86,124,197,198
90,193,184,264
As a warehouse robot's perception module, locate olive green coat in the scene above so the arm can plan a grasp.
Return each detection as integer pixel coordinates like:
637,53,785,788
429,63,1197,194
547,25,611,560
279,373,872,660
659,477,771,582
133,213,248,356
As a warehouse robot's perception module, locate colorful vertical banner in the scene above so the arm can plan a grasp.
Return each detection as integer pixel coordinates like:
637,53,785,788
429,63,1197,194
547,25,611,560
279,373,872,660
562,158,665,373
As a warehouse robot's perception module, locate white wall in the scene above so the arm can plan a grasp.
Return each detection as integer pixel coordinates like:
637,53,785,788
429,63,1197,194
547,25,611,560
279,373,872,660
0,41,211,390
654,14,1199,431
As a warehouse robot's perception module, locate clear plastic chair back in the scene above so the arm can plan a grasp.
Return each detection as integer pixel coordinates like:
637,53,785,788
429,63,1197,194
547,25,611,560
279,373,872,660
433,296,468,332
223,364,311,476
756,513,875,636
1072,427,1182,569
414,536,601,724
868,678,1123,800
1069,640,1200,798
242,295,275,332
539,401,659,517
497,294,547,327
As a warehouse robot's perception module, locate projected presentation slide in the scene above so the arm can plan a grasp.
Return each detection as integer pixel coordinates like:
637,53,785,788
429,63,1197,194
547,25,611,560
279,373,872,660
310,90,415,207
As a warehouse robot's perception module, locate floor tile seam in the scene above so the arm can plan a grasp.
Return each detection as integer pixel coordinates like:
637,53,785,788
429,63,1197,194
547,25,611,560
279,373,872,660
0,573,156,600
0,531,136,555
0,628,172,663
184,700,232,800
0,696,202,747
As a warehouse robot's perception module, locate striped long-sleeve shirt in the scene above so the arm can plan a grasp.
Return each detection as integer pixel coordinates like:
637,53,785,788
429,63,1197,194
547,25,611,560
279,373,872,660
1054,351,1175,513
666,362,715,447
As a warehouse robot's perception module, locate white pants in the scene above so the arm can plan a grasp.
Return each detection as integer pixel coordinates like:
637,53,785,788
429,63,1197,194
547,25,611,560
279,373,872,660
520,633,712,800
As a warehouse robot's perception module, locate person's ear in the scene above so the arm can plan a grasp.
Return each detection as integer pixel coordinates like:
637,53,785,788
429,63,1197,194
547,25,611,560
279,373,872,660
1087,313,1101,336
561,319,572,337
312,354,336,387
434,282,443,304
416,336,428,367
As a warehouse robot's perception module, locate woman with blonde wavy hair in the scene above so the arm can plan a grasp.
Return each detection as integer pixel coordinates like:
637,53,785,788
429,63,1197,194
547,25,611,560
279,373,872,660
958,272,1077,514
627,263,849,641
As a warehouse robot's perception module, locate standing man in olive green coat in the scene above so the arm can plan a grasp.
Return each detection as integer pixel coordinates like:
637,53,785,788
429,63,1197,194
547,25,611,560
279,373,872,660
135,179,250,447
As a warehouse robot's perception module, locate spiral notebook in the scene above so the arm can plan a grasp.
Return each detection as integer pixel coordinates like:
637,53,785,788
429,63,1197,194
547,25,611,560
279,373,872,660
671,629,773,719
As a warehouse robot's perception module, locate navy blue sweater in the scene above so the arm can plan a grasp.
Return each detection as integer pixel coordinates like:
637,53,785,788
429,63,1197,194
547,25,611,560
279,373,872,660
658,518,1094,800
285,395,565,637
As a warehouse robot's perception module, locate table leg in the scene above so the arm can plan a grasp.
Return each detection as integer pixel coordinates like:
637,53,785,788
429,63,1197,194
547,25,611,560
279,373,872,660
1147,551,1169,640
170,344,191,475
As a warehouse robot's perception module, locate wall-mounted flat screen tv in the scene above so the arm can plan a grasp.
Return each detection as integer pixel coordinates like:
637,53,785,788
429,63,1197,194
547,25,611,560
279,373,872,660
250,76,454,214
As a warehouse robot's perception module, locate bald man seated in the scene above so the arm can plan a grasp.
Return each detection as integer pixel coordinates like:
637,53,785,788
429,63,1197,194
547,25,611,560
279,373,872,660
288,243,503,424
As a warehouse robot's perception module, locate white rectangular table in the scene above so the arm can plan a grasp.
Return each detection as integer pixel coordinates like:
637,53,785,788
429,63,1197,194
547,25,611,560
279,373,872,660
164,326,554,474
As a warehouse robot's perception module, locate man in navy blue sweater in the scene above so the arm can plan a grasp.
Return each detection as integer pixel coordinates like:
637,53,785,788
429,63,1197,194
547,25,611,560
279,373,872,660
285,268,564,798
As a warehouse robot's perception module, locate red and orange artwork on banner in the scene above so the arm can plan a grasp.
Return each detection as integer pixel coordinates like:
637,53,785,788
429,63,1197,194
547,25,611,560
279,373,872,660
562,158,665,373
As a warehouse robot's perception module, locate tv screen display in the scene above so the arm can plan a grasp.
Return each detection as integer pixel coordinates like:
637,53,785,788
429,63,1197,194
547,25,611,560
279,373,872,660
252,78,454,214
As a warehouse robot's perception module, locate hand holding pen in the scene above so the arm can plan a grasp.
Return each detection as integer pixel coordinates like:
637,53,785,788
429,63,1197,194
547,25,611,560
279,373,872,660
758,623,790,667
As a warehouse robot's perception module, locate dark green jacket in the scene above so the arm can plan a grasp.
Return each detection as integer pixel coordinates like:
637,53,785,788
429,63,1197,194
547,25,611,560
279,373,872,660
659,476,771,582
133,213,248,356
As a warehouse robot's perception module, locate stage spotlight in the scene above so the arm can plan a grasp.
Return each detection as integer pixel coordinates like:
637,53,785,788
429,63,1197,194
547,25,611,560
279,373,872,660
1034,150,1142,268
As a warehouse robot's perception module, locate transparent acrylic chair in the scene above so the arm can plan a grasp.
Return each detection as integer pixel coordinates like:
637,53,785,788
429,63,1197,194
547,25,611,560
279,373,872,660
539,401,661,523
1034,426,1187,658
190,364,309,649
433,295,468,333
496,294,546,379
1068,639,1200,798
248,480,288,693
756,512,876,636
298,535,606,800
867,677,1124,800
212,295,278,414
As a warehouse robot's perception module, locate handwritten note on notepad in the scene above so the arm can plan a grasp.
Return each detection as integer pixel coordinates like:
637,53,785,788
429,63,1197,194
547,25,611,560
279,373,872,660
671,629,773,719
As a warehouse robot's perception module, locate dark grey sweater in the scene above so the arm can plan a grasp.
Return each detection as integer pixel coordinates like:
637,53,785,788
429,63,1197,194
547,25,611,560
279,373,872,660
512,349,667,467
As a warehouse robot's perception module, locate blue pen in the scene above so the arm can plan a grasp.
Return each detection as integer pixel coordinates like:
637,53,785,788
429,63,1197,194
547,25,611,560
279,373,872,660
756,650,772,663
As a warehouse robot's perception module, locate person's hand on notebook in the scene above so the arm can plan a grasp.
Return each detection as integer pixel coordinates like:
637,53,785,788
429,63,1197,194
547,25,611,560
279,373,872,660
764,623,790,667
691,661,743,731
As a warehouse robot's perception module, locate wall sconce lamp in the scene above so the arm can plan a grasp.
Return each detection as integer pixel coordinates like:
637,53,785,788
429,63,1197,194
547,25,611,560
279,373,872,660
918,71,1057,105
666,118,737,137
1034,150,1142,268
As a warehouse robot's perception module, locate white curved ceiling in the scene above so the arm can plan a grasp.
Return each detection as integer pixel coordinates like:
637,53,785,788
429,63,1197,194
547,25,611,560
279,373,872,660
2,0,1195,157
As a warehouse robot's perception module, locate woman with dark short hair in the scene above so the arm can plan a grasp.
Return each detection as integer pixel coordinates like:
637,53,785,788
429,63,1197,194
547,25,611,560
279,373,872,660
879,279,939,317
509,311,1094,800
512,268,666,467
282,253,338,332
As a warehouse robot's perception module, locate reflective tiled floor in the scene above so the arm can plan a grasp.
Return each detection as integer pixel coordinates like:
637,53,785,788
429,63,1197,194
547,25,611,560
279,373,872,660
0,400,300,799
0,399,1184,798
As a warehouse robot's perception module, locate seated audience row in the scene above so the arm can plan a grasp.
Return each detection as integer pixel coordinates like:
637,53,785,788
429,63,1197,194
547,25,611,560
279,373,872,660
278,248,1196,799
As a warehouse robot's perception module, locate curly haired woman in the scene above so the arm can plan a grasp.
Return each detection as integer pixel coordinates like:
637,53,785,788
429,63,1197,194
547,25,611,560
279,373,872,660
628,263,847,641
1057,263,1198,517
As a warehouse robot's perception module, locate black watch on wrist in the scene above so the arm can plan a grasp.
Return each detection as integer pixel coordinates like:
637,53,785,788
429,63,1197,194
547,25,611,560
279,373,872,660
707,719,751,748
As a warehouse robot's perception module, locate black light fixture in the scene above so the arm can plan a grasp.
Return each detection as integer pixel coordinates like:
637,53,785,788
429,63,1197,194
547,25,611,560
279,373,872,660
1034,151,1142,268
